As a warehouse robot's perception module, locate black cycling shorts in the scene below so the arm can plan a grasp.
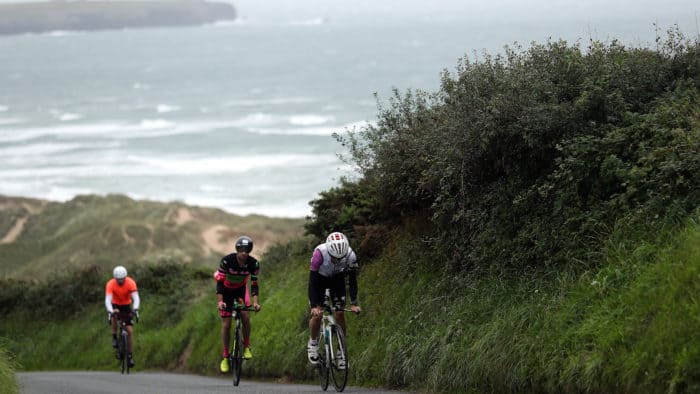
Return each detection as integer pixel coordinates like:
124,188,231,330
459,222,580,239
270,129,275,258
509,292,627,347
308,271,346,308
112,304,134,326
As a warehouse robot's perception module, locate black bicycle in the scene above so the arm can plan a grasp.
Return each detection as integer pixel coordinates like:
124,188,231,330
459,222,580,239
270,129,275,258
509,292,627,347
316,288,353,392
109,311,138,374
228,302,255,386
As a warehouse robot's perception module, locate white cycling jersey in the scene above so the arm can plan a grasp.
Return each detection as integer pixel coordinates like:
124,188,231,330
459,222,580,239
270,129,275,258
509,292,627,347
310,243,358,278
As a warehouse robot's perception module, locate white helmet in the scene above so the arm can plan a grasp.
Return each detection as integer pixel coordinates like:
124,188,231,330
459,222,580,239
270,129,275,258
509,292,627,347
113,266,127,279
326,232,349,258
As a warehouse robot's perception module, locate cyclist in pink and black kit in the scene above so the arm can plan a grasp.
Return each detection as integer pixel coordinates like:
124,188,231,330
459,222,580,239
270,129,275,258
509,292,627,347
307,232,361,369
214,235,261,373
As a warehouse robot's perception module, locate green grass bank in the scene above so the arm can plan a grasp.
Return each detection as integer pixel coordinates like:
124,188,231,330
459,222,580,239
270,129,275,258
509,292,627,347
1,213,700,392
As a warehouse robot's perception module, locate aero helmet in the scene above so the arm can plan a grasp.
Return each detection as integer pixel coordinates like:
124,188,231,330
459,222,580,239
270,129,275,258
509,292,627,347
113,265,127,279
235,236,254,253
326,232,349,258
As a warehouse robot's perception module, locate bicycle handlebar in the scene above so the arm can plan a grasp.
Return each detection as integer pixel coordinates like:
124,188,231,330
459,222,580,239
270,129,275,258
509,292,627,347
108,310,140,324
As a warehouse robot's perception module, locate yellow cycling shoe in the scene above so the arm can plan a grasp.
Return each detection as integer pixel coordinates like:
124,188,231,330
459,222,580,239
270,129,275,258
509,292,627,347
220,358,230,373
243,347,253,359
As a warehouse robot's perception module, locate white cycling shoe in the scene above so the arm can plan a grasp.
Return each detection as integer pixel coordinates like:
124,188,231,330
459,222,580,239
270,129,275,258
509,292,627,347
336,356,346,370
307,341,319,365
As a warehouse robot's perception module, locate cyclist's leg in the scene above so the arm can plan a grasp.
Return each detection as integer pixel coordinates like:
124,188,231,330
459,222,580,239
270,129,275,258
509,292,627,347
241,310,251,346
110,308,119,347
330,274,348,334
126,325,134,353
221,317,232,354
219,288,238,357
308,271,327,341
241,286,252,348
117,306,135,353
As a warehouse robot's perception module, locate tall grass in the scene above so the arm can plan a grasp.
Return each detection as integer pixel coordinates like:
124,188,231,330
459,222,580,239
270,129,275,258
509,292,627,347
0,344,18,394
2,217,699,392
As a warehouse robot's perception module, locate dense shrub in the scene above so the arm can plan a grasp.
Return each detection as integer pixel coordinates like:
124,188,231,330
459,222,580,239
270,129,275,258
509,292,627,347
309,30,700,271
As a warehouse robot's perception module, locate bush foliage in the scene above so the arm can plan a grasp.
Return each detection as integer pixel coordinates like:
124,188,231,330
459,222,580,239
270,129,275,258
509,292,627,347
308,30,700,271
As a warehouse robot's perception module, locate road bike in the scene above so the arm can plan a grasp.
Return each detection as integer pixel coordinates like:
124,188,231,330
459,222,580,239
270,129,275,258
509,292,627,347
109,311,138,374
316,288,352,392
227,301,255,386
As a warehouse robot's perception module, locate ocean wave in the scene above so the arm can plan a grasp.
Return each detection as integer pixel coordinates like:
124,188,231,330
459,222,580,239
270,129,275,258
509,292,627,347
289,18,328,26
50,109,83,122
156,104,181,113
0,142,86,157
0,117,24,126
0,153,340,178
288,114,335,126
0,119,235,143
223,97,317,107
249,120,373,136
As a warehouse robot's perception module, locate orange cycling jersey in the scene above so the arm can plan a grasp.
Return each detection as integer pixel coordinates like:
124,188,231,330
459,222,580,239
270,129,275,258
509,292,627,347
105,277,138,305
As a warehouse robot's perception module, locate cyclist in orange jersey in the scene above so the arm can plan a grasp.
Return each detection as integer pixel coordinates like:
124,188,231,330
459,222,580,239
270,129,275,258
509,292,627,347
105,265,140,368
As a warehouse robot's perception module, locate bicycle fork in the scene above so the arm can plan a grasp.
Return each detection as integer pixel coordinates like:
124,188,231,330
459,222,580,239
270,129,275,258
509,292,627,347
323,322,334,366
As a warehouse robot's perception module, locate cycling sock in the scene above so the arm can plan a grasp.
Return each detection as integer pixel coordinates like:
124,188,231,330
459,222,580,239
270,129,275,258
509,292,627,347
309,339,318,346
223,349,229,358
243,338,250,348
112,333,117,338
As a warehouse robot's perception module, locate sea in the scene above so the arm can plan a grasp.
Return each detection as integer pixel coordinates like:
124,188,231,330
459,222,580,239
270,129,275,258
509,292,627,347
0,1,697,217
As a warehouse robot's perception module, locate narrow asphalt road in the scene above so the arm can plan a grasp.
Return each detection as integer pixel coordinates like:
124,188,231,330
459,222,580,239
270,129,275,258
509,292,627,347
17,371,410,394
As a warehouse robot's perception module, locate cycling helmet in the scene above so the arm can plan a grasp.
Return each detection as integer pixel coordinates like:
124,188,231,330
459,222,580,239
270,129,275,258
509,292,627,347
113,265,127,279
235,236,254,253
326,232,349,258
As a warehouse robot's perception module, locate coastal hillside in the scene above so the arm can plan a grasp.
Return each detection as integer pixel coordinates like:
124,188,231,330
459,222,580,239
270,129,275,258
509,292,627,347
0,0,236,35
0,193,304,280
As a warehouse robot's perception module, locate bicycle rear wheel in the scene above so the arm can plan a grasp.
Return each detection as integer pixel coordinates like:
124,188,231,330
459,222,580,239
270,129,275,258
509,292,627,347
329,325,348,392
317,332,329,391
231,326,243,386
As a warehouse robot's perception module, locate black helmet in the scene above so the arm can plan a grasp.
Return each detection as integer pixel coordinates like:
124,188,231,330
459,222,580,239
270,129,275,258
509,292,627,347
235,236,253,253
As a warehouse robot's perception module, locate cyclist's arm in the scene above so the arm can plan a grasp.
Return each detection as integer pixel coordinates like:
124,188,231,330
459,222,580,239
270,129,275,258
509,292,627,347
250,264,259,297
347,250,359,305
308,271,324,307
131,291,140,310
348,269,358,306
105,293,114,313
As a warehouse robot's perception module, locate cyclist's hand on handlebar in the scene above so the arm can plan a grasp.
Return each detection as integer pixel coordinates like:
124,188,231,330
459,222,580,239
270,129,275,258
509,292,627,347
253,303,261,312
134,309,140,322
217,301,227,310
350,305,362,315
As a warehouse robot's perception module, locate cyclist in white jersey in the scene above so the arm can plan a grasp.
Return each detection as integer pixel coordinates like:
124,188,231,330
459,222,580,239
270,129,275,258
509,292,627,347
306,232,361,367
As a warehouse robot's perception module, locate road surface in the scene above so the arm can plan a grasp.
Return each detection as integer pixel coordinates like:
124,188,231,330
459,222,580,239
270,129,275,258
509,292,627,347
18,371,409,394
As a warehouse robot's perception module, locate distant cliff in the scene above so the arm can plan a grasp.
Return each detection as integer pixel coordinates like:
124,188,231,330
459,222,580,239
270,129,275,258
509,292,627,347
0,0,236,35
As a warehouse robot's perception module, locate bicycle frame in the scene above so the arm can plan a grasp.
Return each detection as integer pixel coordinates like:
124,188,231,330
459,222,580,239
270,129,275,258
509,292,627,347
228,304,254,387
317,288,349,392
109,311,138,375
111,315,130,374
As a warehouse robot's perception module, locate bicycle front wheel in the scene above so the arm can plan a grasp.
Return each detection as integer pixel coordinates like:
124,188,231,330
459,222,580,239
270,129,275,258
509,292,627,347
119,332,128,375
329,325,348,392
231,326,243,386
317,332,329,391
